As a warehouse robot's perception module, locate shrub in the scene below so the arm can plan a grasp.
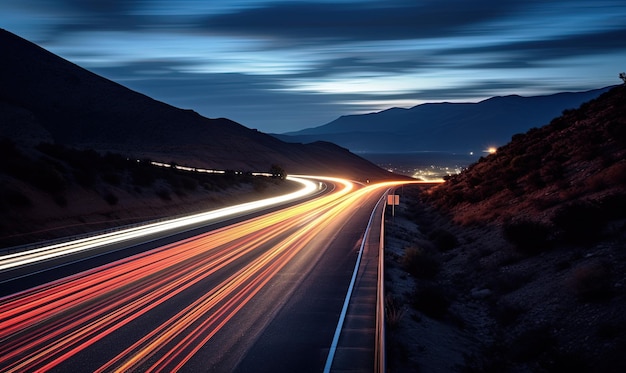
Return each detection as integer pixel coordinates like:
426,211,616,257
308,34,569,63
502,219,552,254
489,271,533,294
607,120,626,145
428,229,458,251
402,246,440,279
552,201,604,243
52,193,68,207
1,145,67,194
525,170,545,191
385,294,406,330
507,326,556,363
568,261,613,302
73,168,97,187
156,188,171,201
178,175,199,191
492,302,525,326
103,191,119,206
100,170,121,185
598,192,626,220
29,159,67,194
103,152,128,170
410,284,450,319
596,321,623,340
540,160,564,183
253,178,268,192
131,163,158,187
0,186,32,210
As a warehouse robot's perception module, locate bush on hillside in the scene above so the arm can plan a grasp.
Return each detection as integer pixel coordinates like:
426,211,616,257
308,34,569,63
428,229,459,251
402,246,440,279
502,219,552,254
0,185,32,210
102,191,119,206
552,201,604,243
131,160,158,187
23,159,67,194
568,261,613,302
156,188,171,201
1,140,66,194
597,192,626,220
410,284,450,319
507,326,557,363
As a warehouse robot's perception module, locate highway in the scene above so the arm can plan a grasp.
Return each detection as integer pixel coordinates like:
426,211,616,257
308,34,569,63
0,176,408,372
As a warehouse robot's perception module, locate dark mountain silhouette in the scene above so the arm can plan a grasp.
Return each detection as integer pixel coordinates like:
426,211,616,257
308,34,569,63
0,29,391,180
274,87,612,153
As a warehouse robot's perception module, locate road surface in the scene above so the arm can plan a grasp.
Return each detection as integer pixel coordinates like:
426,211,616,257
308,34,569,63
0,176,407,372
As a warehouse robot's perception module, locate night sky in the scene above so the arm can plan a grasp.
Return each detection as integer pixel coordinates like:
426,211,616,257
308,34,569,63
1,0,625,133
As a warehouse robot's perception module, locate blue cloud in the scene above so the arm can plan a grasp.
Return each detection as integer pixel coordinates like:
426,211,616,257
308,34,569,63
1,0,624,133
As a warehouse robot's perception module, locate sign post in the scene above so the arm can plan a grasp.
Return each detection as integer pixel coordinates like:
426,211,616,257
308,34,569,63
387,194,400,217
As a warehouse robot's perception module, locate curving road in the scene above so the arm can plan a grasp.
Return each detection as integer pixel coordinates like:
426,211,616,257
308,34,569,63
0,176,408,373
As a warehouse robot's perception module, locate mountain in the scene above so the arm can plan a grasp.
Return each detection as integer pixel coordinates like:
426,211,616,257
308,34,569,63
274,87,612,153
0,29,391,180
391,84,626,372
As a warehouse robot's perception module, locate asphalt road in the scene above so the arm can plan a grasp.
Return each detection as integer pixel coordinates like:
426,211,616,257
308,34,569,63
0,177,403,372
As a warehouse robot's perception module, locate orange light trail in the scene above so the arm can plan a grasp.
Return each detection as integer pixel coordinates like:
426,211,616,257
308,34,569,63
0,176,413,372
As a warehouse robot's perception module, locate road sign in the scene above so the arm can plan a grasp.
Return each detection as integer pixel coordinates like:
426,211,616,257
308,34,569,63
387,194,399,205
387,194,399,217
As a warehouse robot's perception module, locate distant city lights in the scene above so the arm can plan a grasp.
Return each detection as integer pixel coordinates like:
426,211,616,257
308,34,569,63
382,163,464,181
411,165,463,181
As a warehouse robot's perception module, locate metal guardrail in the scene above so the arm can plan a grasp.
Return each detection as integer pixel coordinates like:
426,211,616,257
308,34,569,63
0,215,170,255
375,199,387,373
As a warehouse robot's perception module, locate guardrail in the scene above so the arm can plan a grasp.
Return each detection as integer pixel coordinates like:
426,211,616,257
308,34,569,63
0,215,170,255
374,199,387,373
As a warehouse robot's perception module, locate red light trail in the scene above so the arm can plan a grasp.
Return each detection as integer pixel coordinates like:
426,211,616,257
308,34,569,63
0,177,410,372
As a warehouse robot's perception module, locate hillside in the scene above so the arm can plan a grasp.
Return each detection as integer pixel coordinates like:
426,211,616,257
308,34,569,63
0,29,391,181
383,85,626,372
274,87,611,153
0,140,304,247
429,84,626,226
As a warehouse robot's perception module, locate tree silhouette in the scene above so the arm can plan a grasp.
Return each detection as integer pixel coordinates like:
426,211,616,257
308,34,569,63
620,72,626,84
269,164,285,179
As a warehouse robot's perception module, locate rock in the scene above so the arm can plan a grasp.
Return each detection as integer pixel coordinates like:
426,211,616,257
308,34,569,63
470,288,492,299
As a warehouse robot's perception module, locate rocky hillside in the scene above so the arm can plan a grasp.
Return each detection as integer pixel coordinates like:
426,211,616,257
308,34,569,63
0,140,301,247
430,84,626,228
384,84,626,372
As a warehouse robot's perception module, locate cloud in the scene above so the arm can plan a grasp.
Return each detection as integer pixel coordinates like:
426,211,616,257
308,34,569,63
440,27,626,63
90,56,563,133
2,0,624,133
91,61,358,132
199,0,530,43
17,0,534,44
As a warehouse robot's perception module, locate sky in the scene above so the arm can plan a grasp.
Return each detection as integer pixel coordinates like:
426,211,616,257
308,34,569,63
1,1,625,133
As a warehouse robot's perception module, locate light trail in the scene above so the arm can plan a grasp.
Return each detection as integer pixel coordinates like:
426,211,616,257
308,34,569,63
0,175,319,272
0,176,412,372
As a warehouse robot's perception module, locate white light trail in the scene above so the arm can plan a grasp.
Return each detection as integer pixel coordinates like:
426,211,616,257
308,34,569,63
0,176,319,272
